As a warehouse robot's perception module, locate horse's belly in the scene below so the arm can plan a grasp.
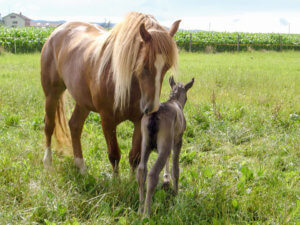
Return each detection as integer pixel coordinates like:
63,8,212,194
61,66,96,111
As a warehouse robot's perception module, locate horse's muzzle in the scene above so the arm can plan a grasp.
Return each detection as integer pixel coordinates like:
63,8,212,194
140,100,159,115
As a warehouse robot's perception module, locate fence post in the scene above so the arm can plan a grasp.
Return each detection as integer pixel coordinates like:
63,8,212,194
189,33,192,52
14,37,17,54
237,34,240,52
280,36,282,51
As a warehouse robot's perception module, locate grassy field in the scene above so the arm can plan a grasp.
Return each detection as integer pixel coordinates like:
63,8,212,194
0,51,299,224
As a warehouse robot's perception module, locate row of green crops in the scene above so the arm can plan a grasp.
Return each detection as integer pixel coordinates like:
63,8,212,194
1,26,300,53
174,31,300,51
0,27,54,53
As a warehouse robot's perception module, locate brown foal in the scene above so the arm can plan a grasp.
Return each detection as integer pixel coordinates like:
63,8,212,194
137,76,194,216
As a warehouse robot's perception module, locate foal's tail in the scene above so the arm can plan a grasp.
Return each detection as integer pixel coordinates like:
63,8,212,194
54,92,72,156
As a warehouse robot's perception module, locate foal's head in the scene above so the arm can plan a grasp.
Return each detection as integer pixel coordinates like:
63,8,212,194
169,76,194,108
135,20,181,115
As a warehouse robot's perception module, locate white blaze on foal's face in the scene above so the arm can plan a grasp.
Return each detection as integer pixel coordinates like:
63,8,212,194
153,54,165,112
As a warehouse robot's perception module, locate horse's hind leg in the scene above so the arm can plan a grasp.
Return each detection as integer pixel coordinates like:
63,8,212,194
41,45,66,168
43,91,64,168
68,104,90,174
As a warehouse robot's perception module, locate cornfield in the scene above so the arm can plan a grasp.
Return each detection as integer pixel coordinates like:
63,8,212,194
0,27,54,53
1,26,300,53
175,31,300,51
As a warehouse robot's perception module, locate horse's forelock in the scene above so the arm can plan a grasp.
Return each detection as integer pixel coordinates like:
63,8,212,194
97,12,178,111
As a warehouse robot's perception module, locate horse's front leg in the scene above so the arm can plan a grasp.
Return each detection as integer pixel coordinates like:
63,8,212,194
69,104,90,174
129,120,142,171
101,114,121,175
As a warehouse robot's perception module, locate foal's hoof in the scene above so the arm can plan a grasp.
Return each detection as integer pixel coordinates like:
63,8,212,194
162,181,170,191
138,205,144,215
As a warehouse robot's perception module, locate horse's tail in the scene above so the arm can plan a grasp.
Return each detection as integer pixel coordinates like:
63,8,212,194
54,92,72,155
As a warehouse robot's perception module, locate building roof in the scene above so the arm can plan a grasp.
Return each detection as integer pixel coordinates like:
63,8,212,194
30,21,62,27
3,12,31,21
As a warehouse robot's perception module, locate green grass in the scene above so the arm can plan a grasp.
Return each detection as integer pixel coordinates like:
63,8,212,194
0,51,299,224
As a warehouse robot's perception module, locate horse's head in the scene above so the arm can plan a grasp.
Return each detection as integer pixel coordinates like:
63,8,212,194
135,20,181,115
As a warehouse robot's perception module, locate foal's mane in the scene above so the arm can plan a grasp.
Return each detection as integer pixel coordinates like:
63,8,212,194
96,12,178,111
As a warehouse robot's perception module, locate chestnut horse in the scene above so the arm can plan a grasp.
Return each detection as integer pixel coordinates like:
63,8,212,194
41,12,180,174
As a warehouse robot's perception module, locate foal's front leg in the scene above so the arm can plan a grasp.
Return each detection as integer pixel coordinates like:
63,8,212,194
163,157,171,187
129,120,142,171
172,139,182,195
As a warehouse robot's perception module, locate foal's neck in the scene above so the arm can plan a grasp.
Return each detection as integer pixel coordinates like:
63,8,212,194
167,98,183,109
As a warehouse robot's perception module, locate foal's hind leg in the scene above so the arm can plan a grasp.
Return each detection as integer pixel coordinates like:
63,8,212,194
69,104,90,174
144,137,172,216
137,135,151,214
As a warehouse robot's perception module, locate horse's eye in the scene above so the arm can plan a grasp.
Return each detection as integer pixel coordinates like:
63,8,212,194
144,67,150,73
141,68,150,78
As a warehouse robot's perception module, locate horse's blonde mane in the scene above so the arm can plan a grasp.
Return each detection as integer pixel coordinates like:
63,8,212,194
96,12,178,111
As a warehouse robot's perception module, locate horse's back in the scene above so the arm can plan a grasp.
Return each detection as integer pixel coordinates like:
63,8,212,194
42,21,106,67
41,22,107,110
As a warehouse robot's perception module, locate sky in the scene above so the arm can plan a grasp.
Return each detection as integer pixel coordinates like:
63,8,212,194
1,0,300,33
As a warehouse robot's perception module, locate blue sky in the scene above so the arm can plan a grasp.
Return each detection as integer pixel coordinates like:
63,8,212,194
1,0,300,33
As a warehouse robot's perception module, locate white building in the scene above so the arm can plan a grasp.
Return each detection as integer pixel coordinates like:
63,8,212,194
3,12,31,27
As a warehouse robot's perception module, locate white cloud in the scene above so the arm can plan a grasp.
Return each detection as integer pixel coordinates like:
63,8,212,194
162,12,300,33
1,0,300,33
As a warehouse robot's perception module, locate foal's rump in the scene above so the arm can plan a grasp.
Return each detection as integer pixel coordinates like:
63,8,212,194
142,103,177,150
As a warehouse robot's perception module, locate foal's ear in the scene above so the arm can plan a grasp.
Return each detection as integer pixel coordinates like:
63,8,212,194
169,20,181,37
169,76,176,88
140,23,151,42
185,78,194,91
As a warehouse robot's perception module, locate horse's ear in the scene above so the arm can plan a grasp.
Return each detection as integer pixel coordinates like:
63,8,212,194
169,20,181,37
185,78,194,91
169,76,176,88
140,23,151,42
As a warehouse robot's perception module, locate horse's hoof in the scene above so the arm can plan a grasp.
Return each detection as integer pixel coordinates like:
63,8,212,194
43,158,52,169
79,166,87,175
43,147,52,169
74,158,87,174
